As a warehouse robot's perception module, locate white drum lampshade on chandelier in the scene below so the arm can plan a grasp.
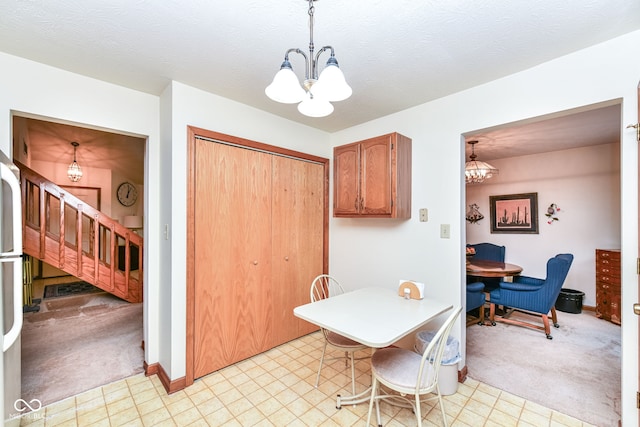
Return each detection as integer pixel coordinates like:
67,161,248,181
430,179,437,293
265,0,352,118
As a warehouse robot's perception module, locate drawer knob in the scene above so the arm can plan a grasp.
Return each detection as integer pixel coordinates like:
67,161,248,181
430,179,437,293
635,304,640,315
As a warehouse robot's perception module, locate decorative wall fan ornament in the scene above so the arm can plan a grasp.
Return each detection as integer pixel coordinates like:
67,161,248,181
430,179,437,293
466,203,484,224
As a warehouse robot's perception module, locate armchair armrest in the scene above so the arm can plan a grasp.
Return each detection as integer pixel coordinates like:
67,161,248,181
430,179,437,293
467,282,485,292
500,281,542,292
512,275,544,287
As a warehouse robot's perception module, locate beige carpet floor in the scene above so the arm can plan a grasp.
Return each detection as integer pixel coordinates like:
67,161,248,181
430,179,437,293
21,291,144,407
466,308,621,427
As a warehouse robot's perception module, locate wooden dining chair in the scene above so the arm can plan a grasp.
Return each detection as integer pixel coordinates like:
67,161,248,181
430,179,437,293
310,274,370,396
366,306,462,427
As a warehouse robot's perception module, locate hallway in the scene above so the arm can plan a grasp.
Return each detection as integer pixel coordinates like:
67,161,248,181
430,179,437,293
21,277,144,407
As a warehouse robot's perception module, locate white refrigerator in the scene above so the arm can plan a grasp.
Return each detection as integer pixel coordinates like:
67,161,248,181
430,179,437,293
0,150,23,426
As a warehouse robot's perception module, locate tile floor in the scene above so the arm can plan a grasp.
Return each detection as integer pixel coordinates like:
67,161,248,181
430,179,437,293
17,331,595,427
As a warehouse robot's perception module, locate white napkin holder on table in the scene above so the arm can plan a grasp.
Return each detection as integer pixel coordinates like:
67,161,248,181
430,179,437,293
398,280,425,300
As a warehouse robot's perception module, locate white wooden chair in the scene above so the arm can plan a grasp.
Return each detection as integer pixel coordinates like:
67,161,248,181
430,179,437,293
310,274,369,396
366,306,462,427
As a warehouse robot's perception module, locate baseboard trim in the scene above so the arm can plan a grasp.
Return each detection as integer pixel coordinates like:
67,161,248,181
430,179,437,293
144,361,186,394
144,361,158,376
459,364,468,383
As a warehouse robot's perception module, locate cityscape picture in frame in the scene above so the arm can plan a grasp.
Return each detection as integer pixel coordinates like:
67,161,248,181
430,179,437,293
490,192,538,234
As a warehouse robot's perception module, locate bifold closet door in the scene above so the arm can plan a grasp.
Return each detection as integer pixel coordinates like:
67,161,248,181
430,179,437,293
271,156,324,345
193,139,272,378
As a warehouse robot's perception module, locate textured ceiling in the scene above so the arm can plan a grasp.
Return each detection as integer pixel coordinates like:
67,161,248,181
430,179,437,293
1,0,639,133
3,1,638,177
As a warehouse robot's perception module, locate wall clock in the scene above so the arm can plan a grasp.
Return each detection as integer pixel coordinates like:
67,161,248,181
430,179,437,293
117,182,138,207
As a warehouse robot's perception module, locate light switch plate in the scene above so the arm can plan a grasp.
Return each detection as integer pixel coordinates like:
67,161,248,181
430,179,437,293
440,224,450,239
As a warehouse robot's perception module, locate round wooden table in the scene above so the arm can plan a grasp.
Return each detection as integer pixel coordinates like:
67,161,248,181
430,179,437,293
466,259,522,278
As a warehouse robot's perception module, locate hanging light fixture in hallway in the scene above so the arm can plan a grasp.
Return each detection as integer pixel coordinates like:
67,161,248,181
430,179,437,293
265,0,352,118
465,140,498,184
67,142,83,182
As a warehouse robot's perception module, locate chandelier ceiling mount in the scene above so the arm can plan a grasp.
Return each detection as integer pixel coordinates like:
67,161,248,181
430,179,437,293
265,0,352,118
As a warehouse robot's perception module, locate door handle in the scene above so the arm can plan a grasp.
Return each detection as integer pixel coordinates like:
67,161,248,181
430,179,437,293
634,303,640,315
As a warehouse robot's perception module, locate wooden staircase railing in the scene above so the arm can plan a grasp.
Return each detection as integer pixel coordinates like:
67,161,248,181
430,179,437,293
17,161,143,303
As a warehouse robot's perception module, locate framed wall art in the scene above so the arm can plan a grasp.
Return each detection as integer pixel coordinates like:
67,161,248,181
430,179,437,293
490,192,538,234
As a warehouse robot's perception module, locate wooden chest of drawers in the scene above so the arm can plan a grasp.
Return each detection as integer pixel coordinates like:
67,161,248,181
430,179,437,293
595,249,621,325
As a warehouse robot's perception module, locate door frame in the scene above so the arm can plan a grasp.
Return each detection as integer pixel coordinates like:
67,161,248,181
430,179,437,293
185,126,330,387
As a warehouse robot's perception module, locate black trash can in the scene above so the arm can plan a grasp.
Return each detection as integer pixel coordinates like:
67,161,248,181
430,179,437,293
555,288,585,314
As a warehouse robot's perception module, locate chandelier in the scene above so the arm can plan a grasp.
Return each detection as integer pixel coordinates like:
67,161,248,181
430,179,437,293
265,0,352,117
67,142,83,182
465,140,498,184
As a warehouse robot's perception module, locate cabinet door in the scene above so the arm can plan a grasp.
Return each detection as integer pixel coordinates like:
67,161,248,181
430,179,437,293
333,143,360,215
271,156,324,345
360,135,392,215
193,140,272,378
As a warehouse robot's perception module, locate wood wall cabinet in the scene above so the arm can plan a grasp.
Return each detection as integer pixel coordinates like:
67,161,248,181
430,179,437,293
595,249,621,325
190,132,327,381
333,132,412,218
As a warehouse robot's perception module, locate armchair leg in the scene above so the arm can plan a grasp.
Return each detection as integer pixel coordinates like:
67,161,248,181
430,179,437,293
542,314,552,339
489,303,497,326
551,307,560,328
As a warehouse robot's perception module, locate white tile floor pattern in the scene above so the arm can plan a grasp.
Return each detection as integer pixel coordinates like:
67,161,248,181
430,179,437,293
18,331,595,427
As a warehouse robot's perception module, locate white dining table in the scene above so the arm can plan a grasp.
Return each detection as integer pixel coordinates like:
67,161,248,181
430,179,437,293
293,286,452,407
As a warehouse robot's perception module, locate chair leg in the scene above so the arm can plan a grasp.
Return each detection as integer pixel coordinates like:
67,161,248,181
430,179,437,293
478,303,485,325
437,386,448,427
542,314,552,339
414,393,422,427
366,376,379,427
349,351,356,396
489,303,497,325
315,341,328,387
551,307,560,328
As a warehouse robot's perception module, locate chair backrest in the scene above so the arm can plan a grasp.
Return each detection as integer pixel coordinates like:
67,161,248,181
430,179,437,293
310,274,345,303
416,306,462,394
468,243,505,262
543,253,574,306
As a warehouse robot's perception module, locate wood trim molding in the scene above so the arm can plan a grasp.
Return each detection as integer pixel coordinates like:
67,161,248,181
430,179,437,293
144,361,158,376
459,364,468,383
146,361,187,395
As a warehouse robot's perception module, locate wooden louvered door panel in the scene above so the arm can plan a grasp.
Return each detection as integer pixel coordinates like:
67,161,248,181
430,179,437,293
271,156,324,345
193,139,272,378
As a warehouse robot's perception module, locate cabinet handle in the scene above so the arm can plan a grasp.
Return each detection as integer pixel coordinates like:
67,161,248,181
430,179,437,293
284,256,289,261
360,198,364,211
354,197,358,210
253,261,258,265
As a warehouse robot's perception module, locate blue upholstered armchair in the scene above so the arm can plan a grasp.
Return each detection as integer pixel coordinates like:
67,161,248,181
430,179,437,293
468,243,506,262
488,253,574,339
466,281,486,326
467,242,506,291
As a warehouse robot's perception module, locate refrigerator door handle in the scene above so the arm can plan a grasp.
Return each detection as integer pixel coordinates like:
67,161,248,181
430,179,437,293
1,162,23,352
2,259,22,352
0,163,21,258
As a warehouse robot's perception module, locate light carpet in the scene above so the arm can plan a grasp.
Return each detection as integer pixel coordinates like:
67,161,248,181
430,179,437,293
21,292,144,407
466,309,621,427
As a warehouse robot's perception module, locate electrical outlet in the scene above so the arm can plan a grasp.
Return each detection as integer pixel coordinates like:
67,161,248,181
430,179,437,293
440,224,450,239
419,208,428,222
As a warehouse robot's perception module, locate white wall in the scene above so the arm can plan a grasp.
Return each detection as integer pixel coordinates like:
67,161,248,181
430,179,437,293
466,143,621,306
329,30,639,424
